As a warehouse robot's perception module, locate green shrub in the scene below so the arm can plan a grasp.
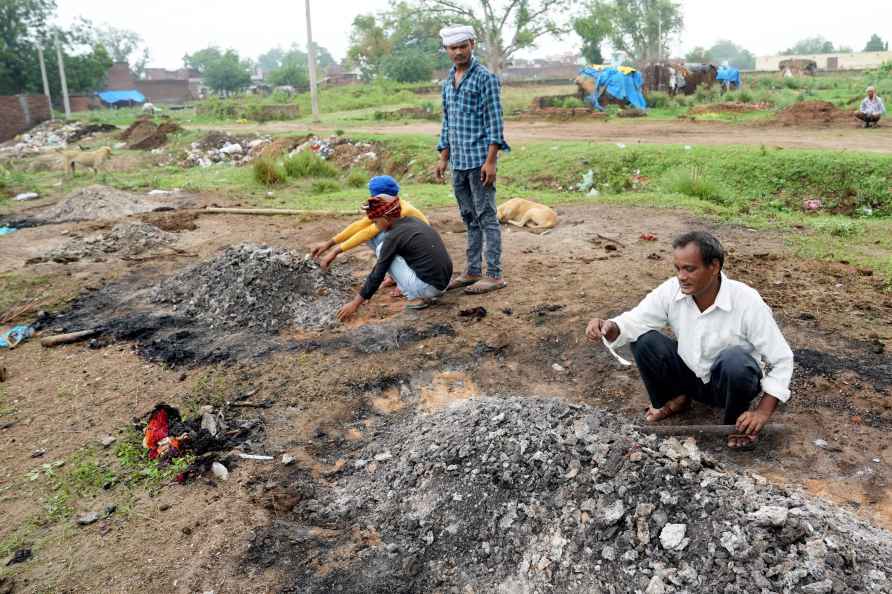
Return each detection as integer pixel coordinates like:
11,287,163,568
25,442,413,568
661,167,725,203
311,179,342,194
284,151,338,178
809,217,864,237
253,157,286,186
694,87,718,104
346,169,368,188
646,91,672,109
672,95,690,108
735,90,753,103
784,77,804,90
335,129,345,136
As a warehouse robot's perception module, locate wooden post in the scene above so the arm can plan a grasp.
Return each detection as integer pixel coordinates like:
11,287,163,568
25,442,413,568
54,36,71,119
305,0,321,123
38,46,54,121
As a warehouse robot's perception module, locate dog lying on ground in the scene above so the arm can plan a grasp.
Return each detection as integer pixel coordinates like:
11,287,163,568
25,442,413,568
497,198,557,230
63,146,112,177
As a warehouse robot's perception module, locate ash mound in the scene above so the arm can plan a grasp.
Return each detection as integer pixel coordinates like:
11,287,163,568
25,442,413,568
42,222,175,262
151,243,354,332
274,397,892,594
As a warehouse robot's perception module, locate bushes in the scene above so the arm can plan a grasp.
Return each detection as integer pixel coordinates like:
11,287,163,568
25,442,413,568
284,151,338,178
346,169,368,188
253,158,286,186
660,167,725,203
646,91,672,109
311,180,341,194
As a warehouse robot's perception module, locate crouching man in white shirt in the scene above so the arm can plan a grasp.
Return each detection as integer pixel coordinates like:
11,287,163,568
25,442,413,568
586,231,794,449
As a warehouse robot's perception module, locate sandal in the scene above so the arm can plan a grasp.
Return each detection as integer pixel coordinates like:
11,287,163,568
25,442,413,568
463,278,508,295
448,274,481,291
727,433,758,450
406,298,436,310
644,396,690,423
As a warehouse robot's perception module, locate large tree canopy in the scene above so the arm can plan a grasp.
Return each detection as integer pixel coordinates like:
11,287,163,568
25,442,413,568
603,0,682,64
95,25,149,77
573,2,612,65
191,48,251,94
685,40,755,70
864,34,888,52
781,37,836,55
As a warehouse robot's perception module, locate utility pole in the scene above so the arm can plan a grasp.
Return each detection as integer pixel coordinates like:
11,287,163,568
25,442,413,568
305,0,320,123
37,46,54,121
54,35,71,119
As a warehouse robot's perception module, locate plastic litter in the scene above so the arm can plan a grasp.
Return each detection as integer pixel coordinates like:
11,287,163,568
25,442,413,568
577,169,595,193
0,325,34,349
0,226,16,236
14,192,39,201
602,336,632,366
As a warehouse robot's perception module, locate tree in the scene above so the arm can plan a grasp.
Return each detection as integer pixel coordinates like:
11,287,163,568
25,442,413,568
95,25,149,77
782,37,835,55
257,47,286,72
573,2,612,65
864,34,888,52
381,49,434,82
201,49,251,94
267,47,309,89
347,14,392,81
310,43,335,68
685,46,710,63
183,46,224,74
416,0,577,76
603,0,683,64
706,39,754,69
0,0,57,94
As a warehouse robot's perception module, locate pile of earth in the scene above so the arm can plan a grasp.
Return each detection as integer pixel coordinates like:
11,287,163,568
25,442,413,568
181,131,270,167
37,222,175,263
151,243,354,332
264,396,892,594
776,101,853,126
0,120,118,156
119,116,182,150
689,102,772,115
1,185,177,227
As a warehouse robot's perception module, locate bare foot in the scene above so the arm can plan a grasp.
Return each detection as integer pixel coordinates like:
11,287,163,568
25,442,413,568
644,395,690,423
727,433,758,449
390,287,402,298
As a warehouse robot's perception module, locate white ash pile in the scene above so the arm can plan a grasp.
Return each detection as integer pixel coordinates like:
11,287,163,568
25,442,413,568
181,131,270,168
287,397,892,594
29,185,174,225
151,243,353,332
0,120,117,156
42,222,175,263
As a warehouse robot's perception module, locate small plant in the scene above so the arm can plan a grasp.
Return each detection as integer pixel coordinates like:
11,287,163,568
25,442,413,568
284,151,338,178
334,129,345,136
672,95,690,108
311,179,342,194
810,217,864,237
646,91,671,109
661,167,724,203
346,169,368,188
253,157,286,186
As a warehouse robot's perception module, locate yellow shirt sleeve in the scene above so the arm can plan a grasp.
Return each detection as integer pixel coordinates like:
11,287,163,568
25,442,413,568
336,200,429,253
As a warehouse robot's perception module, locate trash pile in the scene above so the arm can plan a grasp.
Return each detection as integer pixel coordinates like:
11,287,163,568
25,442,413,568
0,120,118,155
11,185,173,226
151,243,354,332
278,397,892,593
119,116,182,150
181,131,270,167
289,136,381,170
39,222,175,263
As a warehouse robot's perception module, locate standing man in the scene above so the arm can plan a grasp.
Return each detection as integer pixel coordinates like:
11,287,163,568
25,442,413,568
435,25,510,295
856,86,886,128
585,231,794,449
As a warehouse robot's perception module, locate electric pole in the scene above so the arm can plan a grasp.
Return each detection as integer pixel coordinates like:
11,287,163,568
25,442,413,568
38,46,54,121
54,35,71,118
305,0,320,123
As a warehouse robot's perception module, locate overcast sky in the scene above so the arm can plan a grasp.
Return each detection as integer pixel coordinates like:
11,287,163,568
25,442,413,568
55,0,892,69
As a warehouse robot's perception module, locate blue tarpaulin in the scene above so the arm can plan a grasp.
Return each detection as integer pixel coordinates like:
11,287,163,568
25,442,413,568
579,66,647,111
97,90,145,104
716,67,741,88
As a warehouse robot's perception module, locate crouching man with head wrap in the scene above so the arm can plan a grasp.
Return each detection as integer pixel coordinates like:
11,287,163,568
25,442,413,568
856,86,886,128
337,195,453,321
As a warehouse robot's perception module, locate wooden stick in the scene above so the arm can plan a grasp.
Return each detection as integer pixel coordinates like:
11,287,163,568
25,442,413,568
198,207,351,216
595,233,626,248
40,328,102,348
634,424,787,437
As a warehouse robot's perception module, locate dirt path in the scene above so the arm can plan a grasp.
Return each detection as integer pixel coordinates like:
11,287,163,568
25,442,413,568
190,118,892,152
1,201,890,592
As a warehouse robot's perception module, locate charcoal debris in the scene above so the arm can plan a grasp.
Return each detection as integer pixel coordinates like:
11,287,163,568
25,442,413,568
268,397,892,593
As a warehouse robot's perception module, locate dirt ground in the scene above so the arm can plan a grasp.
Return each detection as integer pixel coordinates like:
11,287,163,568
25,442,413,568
1,192,890,592
200,118,892,153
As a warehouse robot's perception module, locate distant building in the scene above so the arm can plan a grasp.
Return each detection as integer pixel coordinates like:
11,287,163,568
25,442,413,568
101,62,196,104
756,51,892,72
322,64,361,86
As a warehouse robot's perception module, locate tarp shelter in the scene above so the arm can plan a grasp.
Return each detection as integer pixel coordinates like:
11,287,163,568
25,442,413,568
96,90,145,107
716,66,741,88
578,66,647,111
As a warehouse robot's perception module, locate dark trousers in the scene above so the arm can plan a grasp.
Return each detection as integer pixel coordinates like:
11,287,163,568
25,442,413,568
452,167,502,279
856,112,881,126
630,330,762,424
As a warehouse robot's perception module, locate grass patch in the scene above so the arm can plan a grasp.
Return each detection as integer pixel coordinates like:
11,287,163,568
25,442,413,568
253,157,286,186
115,430,193,489
346,168,368,188
311,179,342,194
660,167,725,203
284,151,338,178
0,272,50,314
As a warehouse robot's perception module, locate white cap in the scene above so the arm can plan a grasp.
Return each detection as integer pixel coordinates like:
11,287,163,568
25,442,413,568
440,25,476,47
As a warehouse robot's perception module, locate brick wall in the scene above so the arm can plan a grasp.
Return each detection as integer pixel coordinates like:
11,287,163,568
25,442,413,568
135,80,193,104
106,62,135,90
0,95,52,143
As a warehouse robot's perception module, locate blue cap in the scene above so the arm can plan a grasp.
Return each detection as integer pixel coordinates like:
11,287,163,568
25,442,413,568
368,175,400,197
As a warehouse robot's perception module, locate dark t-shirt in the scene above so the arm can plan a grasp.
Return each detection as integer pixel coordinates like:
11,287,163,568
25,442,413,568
360,218,453,300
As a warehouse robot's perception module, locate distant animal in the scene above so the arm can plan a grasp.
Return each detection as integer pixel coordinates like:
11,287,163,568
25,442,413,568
679,63,718,95
142,102,156,114
63,146,113,177
497,198,557,230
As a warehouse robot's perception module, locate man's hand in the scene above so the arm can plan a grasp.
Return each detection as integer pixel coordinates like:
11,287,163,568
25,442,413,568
586,318,620,343
480,160,497,186
319,246,341,271
337,296,365,323
435,157,449,182
735,409,770,436
310,240,334,258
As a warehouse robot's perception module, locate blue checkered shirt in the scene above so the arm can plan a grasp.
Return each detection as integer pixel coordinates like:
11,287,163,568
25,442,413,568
437,58,510,171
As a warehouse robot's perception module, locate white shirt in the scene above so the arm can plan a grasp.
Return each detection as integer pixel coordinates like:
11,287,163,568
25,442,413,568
608,273,794,402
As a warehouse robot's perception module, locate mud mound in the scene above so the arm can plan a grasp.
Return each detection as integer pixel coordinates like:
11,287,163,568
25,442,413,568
689,102,771,115
777,101,852,126
151,243,353,332
41,222,175,263
137,210,198,232
120,117,182,150
28,185,171,225
267,397,892,593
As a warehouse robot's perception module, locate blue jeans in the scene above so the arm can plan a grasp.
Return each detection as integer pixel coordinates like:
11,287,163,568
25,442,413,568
374,241,444,301
452,167,502,279
630,331,762,424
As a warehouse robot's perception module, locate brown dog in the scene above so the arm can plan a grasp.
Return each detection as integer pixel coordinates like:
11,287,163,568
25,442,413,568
63,146,112,177
497,198,557,230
